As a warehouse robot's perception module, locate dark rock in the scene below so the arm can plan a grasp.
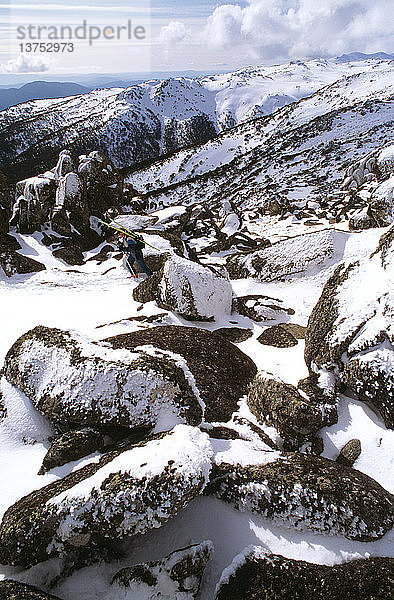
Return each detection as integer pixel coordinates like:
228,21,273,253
0,171,10,234
201,425,242,440
336,439,361,467
0,579,63,600
248,372,337,450
0,235,46,276
0,426,212,568
52,243,85,266
13,175,56,233
133,269,162,303
215,550,394,600
257,325,298,348
213,327,253,343
3,326,203,432
232,294,295,323
112,541,213,598
106,326,257,423
0,389,7,422
368,176,394,227
38,429,105,474
205,454,394,540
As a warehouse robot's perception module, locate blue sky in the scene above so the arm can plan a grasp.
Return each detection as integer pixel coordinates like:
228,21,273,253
0,1,392,76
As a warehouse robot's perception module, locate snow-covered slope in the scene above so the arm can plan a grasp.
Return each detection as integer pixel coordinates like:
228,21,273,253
0,58,391,181
127,66,394,211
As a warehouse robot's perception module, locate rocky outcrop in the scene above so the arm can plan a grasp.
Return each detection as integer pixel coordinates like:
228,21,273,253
0,425,212,568
226,230,348,281
215,549,394,600
206,454,394,541
0,170,10,234
0,580,63,600
112,541,213,599
368,175,394,226
9,151,124,262
106,326,257,423
38,429,105,474
3,326,203,433
0,233,46,277
232,294,295,322
305,226,394,428
133,255,233,321
248,371,337,450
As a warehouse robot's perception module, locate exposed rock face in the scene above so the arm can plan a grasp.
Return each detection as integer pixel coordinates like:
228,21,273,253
12,175,57,234
205,454,394,541
215,549,394,600
112,541,213,599
305,226,394,428
232,294,295,322
0,426,212,568
3,326,203,432
368,175,394,226
226,230,348,281
336,439,361,467
134,255,232,321
257,325,298,348
248,372,337,450
0,233,46,277
38,429,105,474
0,389,7,422
9,151,123,257
106,326,258,423
52,243,85,266
163,114,217,155
0,170,10,234
0,580,63,600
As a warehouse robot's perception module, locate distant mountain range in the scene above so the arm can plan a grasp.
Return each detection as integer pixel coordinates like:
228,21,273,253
336,51,394,62
0,81,90,111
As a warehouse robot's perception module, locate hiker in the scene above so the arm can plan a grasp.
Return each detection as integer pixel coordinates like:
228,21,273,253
119,232,153,277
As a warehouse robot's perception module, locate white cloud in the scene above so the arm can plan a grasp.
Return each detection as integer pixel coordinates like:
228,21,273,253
0,54,49,73
203,0,394,61
159,21,189,46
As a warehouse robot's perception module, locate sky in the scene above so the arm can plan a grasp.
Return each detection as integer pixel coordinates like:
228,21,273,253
0,0,393,77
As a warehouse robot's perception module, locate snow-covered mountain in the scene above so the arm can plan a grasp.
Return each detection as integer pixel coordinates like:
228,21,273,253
126,65,394,212
0,58,392,182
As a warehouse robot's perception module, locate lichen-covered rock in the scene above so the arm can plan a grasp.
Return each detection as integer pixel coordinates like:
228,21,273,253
106,326,257,423
0,579,63,600
368,175,394,226
226,230,348,281
137,255,232,321
38,429,105,474
0,425,212,568
232,294,295,322
377,143,394,180
3,326,203,432
257,325,298,348
279,323,307,339
0,389,7,422
205,454,394,541
305,226,394,428
112,541,213,599
213,327,253,343
215,548,394,600
336,439,361,467
248,372,337,450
